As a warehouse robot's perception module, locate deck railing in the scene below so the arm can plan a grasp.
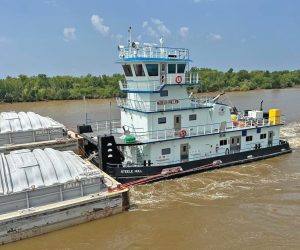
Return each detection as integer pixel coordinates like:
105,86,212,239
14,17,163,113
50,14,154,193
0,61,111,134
116,97,211,112
119,73,199,92
91,119,283,143
119,46,189,60
88,117,284,143
124,118,280,143
87,120,121,133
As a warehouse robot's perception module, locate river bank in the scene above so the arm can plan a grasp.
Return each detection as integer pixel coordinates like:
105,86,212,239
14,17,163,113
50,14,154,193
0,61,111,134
1,69,299,102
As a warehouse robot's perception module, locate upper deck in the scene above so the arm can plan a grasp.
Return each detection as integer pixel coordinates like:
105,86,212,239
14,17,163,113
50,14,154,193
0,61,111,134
117,44,191,63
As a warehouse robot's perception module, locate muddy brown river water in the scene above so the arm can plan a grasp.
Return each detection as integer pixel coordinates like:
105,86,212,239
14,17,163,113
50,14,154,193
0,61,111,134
0,89,299,250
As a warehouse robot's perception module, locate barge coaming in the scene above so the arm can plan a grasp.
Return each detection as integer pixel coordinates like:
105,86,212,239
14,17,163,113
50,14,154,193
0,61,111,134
0,148,129,244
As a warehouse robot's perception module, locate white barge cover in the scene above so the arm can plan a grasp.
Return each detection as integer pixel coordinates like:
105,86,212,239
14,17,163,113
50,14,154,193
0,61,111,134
0,111,65,145
0,148,105,214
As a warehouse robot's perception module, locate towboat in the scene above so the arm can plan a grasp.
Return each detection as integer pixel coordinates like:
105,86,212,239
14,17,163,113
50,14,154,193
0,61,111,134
78,34,291,183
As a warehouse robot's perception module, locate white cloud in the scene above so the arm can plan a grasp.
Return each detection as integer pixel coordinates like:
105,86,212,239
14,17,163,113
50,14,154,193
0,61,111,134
44,0,58,7
151,18,171,36
142,18,171,39
116,34,123,40
63,27,76,42
207,32,222,41
142,21,148,28
91,15,109,36
146,26,158,37
179,27,189,39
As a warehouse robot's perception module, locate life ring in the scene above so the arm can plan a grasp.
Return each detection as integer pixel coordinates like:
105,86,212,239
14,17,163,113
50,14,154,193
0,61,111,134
179,129,187,137
225,148,230,155
175,75,182,84
238,122,245,127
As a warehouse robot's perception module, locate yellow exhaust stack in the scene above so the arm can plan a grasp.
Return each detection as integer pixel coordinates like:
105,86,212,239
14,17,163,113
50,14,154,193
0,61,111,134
269,109,281,125
231,114,237,122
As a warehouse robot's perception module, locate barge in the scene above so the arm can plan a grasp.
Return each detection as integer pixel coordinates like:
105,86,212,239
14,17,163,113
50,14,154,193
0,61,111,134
0,148,129,244
78,33,291,183
0,111,78,153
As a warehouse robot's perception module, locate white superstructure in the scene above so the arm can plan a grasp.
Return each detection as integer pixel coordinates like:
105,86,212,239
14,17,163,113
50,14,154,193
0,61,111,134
105,39,282,167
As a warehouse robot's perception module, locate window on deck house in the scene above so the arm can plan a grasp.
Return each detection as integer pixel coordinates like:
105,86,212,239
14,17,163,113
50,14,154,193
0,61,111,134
160,90,168,97
168,64,176,74
158,117,166,124
162,148,171,155
177,64,186,73
133,64,145,76
122,65,133,77
146,64,158,76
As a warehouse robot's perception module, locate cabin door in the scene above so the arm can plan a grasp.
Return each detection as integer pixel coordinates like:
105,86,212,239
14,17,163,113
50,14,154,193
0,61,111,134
230,136,241,153
180,143,189,161
160,63,167,84
174,115,181,131
268,131,273,146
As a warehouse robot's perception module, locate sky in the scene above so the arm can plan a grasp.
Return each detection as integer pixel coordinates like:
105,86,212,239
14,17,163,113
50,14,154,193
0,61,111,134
0,0,300,78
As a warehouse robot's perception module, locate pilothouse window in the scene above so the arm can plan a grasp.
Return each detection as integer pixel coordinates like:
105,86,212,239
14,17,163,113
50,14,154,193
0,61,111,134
146,64,158,76
177,64,186,73
133,64,145,76
122,65,133,77
168,64,176,74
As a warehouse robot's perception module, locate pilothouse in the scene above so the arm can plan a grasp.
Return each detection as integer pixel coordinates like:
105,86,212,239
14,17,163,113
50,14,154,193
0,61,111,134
78,31,291,183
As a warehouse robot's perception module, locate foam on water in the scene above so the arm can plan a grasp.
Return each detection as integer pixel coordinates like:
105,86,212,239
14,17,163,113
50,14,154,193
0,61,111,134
130,122,300,210
280,122,300,148
130,158,300,210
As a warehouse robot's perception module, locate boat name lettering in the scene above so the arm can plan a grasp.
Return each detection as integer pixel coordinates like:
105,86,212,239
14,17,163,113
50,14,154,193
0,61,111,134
157,99,179,105
120,169,143,174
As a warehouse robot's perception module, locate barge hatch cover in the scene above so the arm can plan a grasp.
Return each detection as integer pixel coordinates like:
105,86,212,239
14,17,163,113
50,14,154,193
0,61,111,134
0,148,106,215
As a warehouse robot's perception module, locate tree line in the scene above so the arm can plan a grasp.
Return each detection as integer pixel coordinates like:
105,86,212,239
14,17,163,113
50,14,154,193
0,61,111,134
190,68,300,92
0,69,300,102
0,74,123,102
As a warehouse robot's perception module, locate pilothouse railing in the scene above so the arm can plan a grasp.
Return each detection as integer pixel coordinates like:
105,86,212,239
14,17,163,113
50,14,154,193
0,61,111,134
119,46,189,60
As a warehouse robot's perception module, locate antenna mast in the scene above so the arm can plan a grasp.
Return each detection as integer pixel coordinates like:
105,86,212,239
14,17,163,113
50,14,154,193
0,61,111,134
128,26,132,53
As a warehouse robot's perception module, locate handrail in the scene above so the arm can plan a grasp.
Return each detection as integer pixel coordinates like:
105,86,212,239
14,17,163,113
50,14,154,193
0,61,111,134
86,117,284,143
87,120,121,132
123,118,281,143
116,97,211,112
119,73,199,92
119,46,189,60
